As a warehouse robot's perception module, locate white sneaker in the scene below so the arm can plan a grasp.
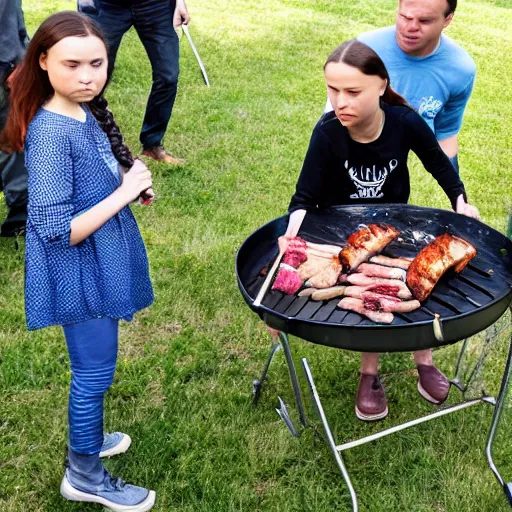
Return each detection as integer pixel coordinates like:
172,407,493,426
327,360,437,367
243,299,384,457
99,432,132,458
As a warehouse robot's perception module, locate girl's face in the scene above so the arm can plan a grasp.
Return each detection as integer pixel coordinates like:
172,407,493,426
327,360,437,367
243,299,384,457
39,34,108,104
325,62,386,129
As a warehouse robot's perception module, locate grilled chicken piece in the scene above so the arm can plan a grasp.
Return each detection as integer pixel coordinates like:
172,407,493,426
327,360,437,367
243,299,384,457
406,233,477,302
337,297,394,324
369,255,412,270
307,257,343,289
357,263,407,281
338,224,400,273
339,274,412,299
297,254,331,281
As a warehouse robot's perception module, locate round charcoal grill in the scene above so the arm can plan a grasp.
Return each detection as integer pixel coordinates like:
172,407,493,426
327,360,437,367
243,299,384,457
236,205,512,352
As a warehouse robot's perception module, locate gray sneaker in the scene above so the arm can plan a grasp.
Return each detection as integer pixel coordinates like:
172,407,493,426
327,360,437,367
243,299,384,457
100,432,132,458
60,469,156,511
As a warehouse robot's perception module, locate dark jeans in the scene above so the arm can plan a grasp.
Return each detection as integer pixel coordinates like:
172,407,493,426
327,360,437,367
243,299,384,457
82,0,179,148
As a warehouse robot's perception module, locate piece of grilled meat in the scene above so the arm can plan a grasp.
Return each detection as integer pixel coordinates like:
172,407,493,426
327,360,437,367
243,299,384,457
338,224,400,273
406,233,477,302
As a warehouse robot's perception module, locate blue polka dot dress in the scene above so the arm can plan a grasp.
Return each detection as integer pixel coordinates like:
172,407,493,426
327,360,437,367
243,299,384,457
24,107,154,330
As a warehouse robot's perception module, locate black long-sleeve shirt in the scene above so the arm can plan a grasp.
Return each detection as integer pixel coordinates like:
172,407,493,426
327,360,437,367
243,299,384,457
289,104,466,213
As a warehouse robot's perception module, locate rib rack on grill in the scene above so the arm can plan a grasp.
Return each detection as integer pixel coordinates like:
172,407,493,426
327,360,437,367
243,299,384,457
407,234,477,302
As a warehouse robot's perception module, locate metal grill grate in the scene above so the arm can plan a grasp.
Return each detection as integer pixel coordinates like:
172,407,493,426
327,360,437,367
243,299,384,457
236,205,512,352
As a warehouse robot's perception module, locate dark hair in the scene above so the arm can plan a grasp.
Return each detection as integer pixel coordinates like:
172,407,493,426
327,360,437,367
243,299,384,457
399,0,456,17
324,40,409,108
0,11,134,168
445,0,457,16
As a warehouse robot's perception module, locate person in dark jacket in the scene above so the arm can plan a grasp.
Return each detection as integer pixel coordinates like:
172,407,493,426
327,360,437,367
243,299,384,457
0,0,29,236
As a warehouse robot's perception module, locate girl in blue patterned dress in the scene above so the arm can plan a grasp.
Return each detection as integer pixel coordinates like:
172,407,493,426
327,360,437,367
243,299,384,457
0,11,156,512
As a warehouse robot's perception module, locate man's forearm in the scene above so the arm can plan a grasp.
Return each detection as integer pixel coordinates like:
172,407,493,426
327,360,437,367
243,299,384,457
438,135,459,174
438,134,458,158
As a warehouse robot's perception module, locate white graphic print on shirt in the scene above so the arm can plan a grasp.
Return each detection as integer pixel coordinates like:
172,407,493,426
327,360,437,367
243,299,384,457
418,96,443,120
346,159,398,199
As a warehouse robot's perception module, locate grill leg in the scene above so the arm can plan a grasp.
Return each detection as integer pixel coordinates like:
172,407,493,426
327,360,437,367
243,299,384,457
452,322,500,395
253,341,281,406
252,332,307,429
279,331,307,428
302,357,359,512
485,306,512,507
451,338,469,391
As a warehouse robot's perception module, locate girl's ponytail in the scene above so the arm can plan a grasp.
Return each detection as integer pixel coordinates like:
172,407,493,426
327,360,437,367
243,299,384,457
89,95,134,168
382,84,409,108
89,95,152,202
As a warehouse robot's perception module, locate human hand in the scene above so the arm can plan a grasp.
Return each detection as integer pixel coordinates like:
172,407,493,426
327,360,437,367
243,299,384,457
119,159,153,204
456,194,480,220
140,188,155,206
173,0,190,28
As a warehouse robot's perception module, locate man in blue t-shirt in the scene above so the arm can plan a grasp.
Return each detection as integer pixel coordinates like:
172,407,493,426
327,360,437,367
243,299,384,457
325,0,475,175
325,0,476,421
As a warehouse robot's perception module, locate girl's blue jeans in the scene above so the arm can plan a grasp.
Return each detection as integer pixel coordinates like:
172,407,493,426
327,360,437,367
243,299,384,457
63,316,119,455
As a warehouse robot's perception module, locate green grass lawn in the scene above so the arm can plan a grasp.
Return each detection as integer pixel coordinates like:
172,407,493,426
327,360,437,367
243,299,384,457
1,0,512,510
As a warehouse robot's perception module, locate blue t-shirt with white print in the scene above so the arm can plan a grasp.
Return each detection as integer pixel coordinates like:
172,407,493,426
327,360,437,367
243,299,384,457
325,26,476,141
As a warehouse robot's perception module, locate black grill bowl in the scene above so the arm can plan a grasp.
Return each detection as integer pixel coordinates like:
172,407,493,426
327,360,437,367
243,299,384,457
236,205,512,352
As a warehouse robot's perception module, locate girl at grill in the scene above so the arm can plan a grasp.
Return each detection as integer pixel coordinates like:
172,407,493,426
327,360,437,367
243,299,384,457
282,39,480,422
0,11,156,511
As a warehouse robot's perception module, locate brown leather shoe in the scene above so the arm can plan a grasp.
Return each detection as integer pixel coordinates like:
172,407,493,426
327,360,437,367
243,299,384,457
142,145,185,164
355,373,388,421
416,364,450,404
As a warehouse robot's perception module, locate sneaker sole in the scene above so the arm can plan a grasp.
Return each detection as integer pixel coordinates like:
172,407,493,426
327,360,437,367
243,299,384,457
100,434,132,458
60,475,156,512
355,405,389,422
417,381,446,405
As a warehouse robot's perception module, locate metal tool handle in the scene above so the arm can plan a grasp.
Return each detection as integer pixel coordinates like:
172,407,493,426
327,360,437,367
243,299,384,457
182,24,210,87
253,211,306,307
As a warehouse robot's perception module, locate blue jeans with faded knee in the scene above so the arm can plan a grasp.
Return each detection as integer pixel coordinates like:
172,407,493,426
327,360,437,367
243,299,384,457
63,317,119,455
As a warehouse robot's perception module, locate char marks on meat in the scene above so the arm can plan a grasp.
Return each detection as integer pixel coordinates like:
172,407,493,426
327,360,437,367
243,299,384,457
338,224,400,273
337,297,394,324
406,233,477,302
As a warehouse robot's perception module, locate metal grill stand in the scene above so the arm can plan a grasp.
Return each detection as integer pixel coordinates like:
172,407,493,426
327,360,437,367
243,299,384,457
253,307,512,511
